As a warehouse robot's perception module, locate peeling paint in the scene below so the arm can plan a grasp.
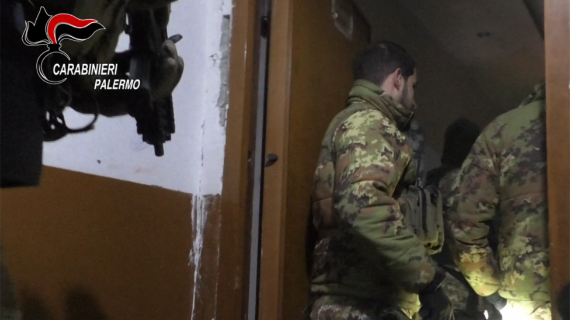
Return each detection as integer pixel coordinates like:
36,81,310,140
189,2,232,319
200,119,206,193
216,15,231,128
213,213,222,319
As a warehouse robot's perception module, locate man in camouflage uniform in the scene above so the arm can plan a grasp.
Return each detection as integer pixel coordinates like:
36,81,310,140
426,119,482,275
446,82,551,320
308,40,452,320
1,1,183,318
425,119,504,320
426,118,481,194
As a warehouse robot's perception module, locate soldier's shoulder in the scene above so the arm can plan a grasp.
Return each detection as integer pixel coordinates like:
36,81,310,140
340,109,388,131
483,95,544,132
495,99,545,125
332,108,402,149
480,99,546,150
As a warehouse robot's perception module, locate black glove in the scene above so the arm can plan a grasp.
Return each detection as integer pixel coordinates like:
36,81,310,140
419,269,453,320
485,292,507,311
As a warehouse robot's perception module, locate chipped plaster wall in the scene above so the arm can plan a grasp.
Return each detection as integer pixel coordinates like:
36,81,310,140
42,0,232,197
40,2,233,319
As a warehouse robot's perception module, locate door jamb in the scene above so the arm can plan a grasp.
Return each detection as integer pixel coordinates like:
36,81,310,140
216,0,263,319
545,0,570,319
257,0,294,318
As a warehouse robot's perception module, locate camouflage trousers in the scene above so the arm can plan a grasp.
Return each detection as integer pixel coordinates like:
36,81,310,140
439,271,550,320
503,300,551,320
439,270,497,320
439,271,470,310
307,295,415,320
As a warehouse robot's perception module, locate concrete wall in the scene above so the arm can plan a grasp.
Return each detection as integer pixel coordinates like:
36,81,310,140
43,0,231,196
2,2,232,320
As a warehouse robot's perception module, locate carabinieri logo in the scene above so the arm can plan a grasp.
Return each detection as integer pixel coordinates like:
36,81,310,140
22,6,143,90
22,6,105,85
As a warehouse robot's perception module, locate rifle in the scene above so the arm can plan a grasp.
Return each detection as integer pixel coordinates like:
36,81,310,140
125,7,181,156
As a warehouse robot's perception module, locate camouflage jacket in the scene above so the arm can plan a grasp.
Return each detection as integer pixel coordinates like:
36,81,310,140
310,80,437,312
403,119,426,186
446,83,550,302
431,167,460,269
439,168,459,200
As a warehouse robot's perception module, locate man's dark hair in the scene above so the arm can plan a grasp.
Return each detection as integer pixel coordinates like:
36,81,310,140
441,118,481,167
352,40,416,85
425,118,482,187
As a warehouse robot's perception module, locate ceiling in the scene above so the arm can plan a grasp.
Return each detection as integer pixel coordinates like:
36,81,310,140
350,0,545,164
353,0,545,123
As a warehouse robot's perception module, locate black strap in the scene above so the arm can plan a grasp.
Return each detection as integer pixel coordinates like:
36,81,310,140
41,83,100,142
414,137,424,188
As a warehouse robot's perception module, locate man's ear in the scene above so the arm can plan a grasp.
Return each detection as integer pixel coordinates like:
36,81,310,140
393,68,403,91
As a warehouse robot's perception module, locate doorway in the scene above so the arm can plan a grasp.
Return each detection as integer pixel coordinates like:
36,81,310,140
249,0,570,320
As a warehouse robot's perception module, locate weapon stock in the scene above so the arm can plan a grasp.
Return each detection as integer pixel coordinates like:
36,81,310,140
126,8,178,157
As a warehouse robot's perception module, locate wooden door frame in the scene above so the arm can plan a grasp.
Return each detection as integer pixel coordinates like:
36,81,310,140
257,1,371,320
216,0,263,319
256,1,570,320
257,0,293,318
545,0,570,319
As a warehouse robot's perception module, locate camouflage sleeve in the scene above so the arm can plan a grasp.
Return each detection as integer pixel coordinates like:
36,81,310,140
446,129,501,296
333,110,437,293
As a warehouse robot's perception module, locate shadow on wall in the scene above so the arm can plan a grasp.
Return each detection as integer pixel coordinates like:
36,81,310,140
21,287,108,320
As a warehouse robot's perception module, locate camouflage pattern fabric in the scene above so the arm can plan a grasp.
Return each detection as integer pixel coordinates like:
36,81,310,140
505,300,551,320
446,82,550,302
439,267,500,320
402,120,426,186
437,170,477,312
308,295,414,320
398,185,445,255
310,79,437,316
438,168,459,199
438,270,469,311
430,169,502,320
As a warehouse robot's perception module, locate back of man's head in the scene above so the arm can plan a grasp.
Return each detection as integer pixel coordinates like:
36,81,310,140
441,118,481,168
352,40,416,86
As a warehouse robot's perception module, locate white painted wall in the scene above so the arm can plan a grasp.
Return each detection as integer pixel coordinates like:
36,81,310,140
43,0,232,195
